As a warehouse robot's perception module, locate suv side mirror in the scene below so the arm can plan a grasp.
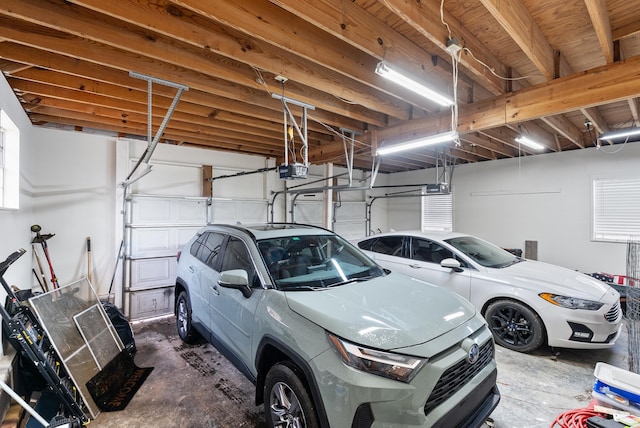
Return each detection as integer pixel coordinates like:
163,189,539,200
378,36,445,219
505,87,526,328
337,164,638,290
219,269,253,298
441,258,463,273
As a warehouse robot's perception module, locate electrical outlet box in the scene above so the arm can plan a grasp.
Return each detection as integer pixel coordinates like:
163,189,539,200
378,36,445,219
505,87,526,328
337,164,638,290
446,38,462,54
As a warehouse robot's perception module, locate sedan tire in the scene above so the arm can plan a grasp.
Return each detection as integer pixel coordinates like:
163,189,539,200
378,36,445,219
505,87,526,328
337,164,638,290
485,300,545,352
264,362,319,428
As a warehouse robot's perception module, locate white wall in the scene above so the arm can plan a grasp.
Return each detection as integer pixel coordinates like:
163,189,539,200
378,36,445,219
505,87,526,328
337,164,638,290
384,144,640,274
29,128,117,291
454,145,640,274
0,74,34,291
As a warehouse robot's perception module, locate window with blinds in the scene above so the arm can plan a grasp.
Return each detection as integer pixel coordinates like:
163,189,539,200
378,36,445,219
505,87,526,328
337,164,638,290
421,190,453,232
593,177,640,242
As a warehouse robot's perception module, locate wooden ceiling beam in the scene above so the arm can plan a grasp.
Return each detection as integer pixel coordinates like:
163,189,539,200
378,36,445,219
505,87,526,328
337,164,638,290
376,0,507,95
479,128,537,155
25,101,287,146
29,105,287,148
68,0,418,120
454,140,497,161
381,55,640,140
479,0,556,80
8,78,283,140
584,0,614,63
0,4,385,127
0,43,363,138
540,115,585,149
506,121,558,152
0,59,32,74
263,0,460,102
612,21,640,41
581,107,610,135
9,68,336,141
27,113,282,157
460,132,512,158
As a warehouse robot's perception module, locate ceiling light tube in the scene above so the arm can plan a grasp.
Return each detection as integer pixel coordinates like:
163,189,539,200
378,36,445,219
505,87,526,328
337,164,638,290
375,62,454,107
377,131,459,156
599,127,640,141
515,135,545,151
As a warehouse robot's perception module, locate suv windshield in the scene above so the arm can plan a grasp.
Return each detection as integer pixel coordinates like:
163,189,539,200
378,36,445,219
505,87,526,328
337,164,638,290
258,234,385,290
444,235,521,268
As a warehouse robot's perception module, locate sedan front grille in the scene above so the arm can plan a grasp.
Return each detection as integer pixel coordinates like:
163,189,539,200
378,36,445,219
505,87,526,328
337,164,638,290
605,301,621,322
424,340,494,415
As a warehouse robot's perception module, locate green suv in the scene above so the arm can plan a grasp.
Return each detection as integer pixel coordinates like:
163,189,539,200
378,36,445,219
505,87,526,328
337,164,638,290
175,224,499,427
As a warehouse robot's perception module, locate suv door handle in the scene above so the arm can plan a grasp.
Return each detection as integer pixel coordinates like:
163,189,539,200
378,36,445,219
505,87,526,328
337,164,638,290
210,284,220,295
409,264,421,269
188,266,195,273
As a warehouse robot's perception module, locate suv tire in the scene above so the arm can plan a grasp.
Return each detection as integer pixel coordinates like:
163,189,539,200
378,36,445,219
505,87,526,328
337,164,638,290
176,291,199,344
264,362,319,428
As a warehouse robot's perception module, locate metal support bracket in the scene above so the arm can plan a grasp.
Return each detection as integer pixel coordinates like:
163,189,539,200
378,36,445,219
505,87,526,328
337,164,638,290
340,128,362,185
121,71,189,187
272,93,314,170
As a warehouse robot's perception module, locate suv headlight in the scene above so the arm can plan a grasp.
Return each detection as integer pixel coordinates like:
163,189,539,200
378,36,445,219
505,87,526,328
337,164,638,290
539,293,604,310
327,333,426,383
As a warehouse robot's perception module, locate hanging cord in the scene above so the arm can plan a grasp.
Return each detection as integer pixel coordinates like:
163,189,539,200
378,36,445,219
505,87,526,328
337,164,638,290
591,116,636,154
449,46,461,145
439,0,542,82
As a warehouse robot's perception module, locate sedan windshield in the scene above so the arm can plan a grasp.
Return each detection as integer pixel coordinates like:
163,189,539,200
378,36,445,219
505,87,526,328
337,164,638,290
444,236,520,268
258,234,385,290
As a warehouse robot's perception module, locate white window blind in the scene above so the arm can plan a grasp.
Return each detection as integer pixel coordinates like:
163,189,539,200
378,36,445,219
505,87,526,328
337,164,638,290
421,190,453,232
593,177,640,242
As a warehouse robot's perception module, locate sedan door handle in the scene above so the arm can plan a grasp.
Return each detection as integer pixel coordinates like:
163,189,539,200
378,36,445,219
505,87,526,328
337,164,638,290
409,264,421,269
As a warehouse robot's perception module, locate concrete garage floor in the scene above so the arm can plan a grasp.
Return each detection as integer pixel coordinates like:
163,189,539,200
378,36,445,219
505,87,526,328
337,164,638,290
89,316,630,428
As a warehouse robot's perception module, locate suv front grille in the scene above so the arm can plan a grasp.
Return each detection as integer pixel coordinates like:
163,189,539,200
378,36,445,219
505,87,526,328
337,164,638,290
605,301,621,322
424,340,494,415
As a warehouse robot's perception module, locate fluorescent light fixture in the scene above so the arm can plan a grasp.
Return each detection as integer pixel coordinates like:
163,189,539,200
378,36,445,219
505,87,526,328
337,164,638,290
377,131,458,156
375,61,454,107
599,127,640,141
515,135,545,151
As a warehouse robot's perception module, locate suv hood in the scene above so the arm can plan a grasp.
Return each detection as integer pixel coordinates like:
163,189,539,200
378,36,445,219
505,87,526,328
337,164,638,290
489,259,615,301
285,272,476,350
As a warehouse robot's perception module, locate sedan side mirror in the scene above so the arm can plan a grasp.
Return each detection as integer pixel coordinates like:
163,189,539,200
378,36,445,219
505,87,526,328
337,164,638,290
441,258,464,273
219,269,253,298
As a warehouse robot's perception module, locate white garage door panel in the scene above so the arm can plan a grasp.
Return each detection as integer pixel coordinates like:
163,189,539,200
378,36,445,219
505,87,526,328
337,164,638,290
211,199,268,224
295,201,323,226
334,201,366,239
130,257,177,290
334,222,366,240
129,226,202,257
127,288,174,320
124,193,208,320
130,197,208,225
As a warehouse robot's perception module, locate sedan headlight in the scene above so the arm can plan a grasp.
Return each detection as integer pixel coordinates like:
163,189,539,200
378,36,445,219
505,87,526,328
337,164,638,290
539,293,604,310
327,333,426,383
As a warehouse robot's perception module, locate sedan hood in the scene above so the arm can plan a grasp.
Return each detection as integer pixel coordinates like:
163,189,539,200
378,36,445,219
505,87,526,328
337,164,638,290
489,259,615,301
285,272,476,350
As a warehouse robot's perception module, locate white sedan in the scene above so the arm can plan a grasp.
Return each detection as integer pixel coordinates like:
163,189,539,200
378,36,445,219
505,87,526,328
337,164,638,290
354,231,622,352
